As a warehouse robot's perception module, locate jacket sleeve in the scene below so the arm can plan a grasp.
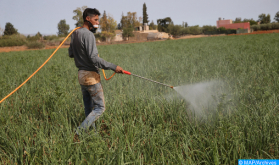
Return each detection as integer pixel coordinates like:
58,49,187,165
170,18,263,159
85,33,117,71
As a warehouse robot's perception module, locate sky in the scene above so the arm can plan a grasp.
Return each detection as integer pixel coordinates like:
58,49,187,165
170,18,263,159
0,0,278,35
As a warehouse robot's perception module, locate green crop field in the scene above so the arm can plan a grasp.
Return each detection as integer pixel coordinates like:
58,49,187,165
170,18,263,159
0,33,279,164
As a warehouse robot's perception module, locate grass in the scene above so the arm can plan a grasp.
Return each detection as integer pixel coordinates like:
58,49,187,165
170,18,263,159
0,33,279,164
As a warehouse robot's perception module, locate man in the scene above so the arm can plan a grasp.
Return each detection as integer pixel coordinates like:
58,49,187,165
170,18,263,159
68,8,123,135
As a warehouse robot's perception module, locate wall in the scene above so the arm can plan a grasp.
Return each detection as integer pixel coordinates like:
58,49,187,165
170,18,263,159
216,20,232,28
114,33,123,41
140,30,159,33
127,32,149,41
147,32,169,40
236,29,249,34
216,19,250,31
220,22,250,31
112,30,168,42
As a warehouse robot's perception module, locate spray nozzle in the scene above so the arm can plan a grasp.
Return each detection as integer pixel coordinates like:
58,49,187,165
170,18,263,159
123,70,131,75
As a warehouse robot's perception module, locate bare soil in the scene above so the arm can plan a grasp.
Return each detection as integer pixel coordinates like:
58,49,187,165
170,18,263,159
228,30,279,36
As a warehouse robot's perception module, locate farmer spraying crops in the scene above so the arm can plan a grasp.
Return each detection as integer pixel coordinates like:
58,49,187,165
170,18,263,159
68,8,124,135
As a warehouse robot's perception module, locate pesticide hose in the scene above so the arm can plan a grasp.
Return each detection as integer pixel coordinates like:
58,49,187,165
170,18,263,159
0,27,171,104
123,70,174,89
0,27,81,104
0,27,115,104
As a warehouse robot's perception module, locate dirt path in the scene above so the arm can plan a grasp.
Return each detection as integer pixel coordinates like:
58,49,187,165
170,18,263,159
1,30,278,53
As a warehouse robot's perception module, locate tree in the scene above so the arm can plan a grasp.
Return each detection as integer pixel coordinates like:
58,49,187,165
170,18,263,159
120,15,128,29
143,3,149,25
0,25,4,36
149,20,157,30
157,17,172,32
258,13,271,24
57,19,70,36
119,12,124,29
120,12,140,40
106,15,117,33
138,17,143,25
35,32,42,40
242,18,257,25
100,11,108,31
73,6,87,27
233,18,257,25
190,26,202,35
36,32,42,37
122,27,134,40
120,12,141,29
182,21,188,27
3,22,18,35
274,11,279,22
234,17,242,23
202,25,217,33
167,24,182,37
100,11,117,42
117,23,121,30
127,12,141,28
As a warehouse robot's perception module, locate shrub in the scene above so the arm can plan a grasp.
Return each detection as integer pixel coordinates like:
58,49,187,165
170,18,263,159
217,27,227,33
0,34,26,47
251,23,279,31
202,25,217,33
25,41,45,49
45,40,60,46
188,26,202,35
1,34,26,40
94,33,106,42
181,28,190,35
167,24,182,37
267,23,273,30
251,25,260,31
43,35,59,40
0,38,25,47
272,23,279,30
43,35,67,46
260,24,268,30
122,27,135,40
203,27,236,35
27,35,40,41
225,29,237,34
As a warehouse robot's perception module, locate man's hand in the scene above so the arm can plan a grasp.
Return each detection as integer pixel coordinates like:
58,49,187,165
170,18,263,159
115,66,124,73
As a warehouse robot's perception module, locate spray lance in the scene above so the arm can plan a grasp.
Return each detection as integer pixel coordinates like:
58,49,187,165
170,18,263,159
122,70,174,89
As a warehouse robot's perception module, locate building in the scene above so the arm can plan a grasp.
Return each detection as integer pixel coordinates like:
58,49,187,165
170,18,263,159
113,30,123,41
135,23,149,32
216,18,250,32
112,24,169,42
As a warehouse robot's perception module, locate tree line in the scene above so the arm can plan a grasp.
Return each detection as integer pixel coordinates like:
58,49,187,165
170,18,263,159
156,12,279,37
1,4,279,39
0,3,150,40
